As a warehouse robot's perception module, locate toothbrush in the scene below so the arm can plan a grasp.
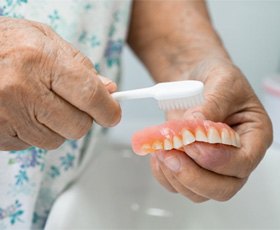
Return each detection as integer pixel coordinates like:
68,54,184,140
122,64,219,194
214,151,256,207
111,80,204,111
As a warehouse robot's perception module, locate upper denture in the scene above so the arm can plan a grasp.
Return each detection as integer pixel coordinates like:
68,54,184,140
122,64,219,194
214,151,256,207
131,119,241,155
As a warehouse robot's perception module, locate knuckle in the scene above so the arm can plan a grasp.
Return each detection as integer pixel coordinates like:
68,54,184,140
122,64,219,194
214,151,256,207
42,86,55,101
10,46,45,69
237,154,255,179
35,91,56,121
73,50,93,69
32,21,55,36
80,74,99,105
19,37,44,55
204,94,226,121
41,23,53,33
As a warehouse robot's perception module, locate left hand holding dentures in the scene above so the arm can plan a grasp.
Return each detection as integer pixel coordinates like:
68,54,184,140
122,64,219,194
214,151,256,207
131,60,273,202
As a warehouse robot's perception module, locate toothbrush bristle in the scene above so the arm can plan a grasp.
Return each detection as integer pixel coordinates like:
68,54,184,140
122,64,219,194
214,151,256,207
158,93,204,111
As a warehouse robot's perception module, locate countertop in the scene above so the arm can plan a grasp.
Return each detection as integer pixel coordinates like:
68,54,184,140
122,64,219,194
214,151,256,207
46,133,280,229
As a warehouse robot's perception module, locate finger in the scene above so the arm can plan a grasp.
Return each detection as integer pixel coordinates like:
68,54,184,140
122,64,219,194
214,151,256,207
55,38,118,93
34,89,93,140
34,27,121,127
0,135,30,151
0,116,31,150
183,111,272,178
98,75,118,93
183,143,242,177
183,63,251,123
14,116,65,150
150,154,177,193
65,48,118,93
186,59,251,121
157,150,247,201
34,22,95,70
46,26,95,70
155,151,209,202
71,49,95,70
50,60,121,127
157,158,209,203
64,48,118,93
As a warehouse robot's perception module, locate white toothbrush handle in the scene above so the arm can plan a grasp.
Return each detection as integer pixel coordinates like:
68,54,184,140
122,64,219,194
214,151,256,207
112,87,154,100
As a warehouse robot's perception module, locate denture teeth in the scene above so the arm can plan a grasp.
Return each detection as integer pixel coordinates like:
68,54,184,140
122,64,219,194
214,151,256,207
163,139,173,150
173,136,183,149
195,129,208,142
152,141,163,150
182,129,195,145
208,128,221,144
221,129,232,145
141,144,152,153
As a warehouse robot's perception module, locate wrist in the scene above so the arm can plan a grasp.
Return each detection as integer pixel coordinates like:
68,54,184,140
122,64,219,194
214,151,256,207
145,43,232,83
136,29,231,83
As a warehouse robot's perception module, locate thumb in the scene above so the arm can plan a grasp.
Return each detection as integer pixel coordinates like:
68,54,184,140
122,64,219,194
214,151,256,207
183,96,229,122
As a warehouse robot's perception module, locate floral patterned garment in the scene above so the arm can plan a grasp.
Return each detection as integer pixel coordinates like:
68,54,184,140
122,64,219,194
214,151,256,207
0,0,131,229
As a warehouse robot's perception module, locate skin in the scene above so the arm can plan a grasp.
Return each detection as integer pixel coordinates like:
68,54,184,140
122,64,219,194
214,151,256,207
0,1,272,203
0,17,121,150
128,0,273,202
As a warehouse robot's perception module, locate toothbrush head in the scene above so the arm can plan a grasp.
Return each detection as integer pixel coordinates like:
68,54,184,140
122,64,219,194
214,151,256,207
157,93,204,111
154,80,204,111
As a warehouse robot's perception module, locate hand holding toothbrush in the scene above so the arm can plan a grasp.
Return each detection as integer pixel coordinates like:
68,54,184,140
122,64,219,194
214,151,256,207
0,17,121,150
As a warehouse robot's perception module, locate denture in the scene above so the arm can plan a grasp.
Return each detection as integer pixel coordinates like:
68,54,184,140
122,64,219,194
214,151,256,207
131,119,241,155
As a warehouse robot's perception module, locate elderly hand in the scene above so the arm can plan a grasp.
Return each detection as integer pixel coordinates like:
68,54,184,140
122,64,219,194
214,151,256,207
150,59,273,202
0,17,120,151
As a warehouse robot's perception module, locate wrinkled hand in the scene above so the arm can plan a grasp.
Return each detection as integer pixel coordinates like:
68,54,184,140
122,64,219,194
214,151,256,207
0,17,120,151
150,58,273,202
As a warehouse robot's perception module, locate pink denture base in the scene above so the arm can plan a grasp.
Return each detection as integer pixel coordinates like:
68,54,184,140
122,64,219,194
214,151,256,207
131,119,240,155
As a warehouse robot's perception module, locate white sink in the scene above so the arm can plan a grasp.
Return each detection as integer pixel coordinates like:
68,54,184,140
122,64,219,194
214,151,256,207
46,133,280,229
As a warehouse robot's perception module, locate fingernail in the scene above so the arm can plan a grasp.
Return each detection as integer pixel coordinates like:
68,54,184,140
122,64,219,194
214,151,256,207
98,74,117,93
98,74,113,85
164,156,181,172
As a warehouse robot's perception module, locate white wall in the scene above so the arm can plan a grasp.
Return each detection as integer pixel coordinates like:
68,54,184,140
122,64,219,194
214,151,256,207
113,1,280,139
207,0,280,95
